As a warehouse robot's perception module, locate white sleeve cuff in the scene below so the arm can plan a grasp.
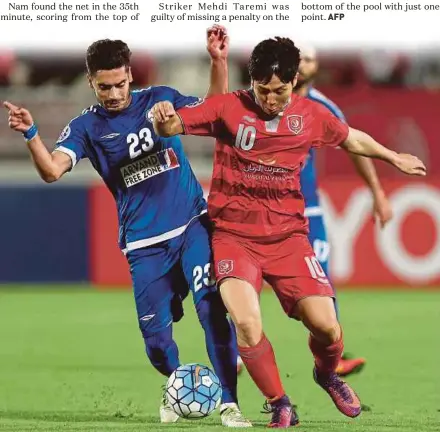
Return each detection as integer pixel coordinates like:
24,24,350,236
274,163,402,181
54,146,78,168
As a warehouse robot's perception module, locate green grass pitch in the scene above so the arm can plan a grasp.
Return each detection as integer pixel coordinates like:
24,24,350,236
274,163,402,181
0,287,439,431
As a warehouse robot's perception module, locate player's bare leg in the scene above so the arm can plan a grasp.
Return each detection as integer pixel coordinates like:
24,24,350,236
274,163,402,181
296,296,362,418
220,278,298,428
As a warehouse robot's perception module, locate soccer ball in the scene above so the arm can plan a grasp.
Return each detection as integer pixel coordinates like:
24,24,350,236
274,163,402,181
165,363,222,419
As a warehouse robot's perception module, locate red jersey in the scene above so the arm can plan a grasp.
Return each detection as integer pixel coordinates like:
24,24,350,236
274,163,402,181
177,90,349,240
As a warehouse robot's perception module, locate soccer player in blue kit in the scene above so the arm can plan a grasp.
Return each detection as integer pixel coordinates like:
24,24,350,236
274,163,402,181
3,26,252,428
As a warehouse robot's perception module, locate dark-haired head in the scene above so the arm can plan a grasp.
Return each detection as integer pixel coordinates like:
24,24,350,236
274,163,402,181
86,39,133,112
248,37,300,116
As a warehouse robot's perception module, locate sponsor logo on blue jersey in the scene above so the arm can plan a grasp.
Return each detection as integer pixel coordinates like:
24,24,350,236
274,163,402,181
121,148,180,188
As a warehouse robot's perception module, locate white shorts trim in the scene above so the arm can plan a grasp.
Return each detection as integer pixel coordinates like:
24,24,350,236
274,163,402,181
121,209,207,254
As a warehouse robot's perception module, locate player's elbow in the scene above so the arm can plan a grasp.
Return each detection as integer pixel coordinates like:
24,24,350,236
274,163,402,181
41,173,58,183
41,168,62,183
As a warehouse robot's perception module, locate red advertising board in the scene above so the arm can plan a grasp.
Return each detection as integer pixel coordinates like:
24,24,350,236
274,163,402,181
89,184,131,287
319,178,440,287
89,178,440,288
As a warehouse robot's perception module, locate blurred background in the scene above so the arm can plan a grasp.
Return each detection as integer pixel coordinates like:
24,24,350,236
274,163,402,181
0,47,439,288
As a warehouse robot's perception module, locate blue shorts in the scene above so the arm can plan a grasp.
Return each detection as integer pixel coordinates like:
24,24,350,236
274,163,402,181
126,215,217,337
307,214,331,277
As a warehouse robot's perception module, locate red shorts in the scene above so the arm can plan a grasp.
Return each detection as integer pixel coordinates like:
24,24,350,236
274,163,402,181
212,231,334,318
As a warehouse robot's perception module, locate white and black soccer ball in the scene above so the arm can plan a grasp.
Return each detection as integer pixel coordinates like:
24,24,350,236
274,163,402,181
166,363,222,419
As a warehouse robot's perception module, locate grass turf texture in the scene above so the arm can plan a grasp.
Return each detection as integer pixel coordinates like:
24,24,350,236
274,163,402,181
0,287,439,431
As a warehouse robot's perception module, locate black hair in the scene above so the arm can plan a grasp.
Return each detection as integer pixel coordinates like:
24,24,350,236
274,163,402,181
86,39,131,75
248,37,300,84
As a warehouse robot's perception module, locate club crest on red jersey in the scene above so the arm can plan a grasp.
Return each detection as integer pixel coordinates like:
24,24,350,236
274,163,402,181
287,115,303,135
218,259,233,275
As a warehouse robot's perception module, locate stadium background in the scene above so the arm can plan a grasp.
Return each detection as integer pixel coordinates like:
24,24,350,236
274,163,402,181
0,47,438,287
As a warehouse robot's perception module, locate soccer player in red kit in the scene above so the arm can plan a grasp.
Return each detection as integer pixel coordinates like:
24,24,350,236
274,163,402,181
151,38,426,427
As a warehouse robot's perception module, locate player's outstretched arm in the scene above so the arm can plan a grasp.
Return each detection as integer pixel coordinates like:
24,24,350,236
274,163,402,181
152,101,183,137
3,101,71,182
348,154,393,228
340,127,426,176
206,24,229,97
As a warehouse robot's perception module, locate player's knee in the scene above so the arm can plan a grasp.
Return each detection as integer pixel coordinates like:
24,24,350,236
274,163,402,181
195,292,233,342
234,316,262,347
143,327,173,363
311,321,341,345
195,292,227,324
138,305,174,338
298,296,339,343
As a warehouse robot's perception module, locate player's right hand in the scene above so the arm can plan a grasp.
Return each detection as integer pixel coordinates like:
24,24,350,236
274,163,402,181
151,101,176,123
394,153,427,176
3,101,34,133
206,24,229,60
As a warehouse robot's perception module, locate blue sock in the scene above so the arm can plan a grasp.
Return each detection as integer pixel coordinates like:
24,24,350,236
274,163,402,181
143,326,180,377
196,292,238,404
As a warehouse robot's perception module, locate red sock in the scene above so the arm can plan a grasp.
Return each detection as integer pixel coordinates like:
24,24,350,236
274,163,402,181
238,334,285,401
309,333,344,375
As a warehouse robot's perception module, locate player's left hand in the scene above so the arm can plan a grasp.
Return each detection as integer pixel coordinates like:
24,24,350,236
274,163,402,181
373,190,393,229
393,153,427,176
206,24,229,60
151,101,176,123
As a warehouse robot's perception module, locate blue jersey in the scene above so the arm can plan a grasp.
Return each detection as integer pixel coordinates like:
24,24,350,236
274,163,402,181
301,87,346,212
54,86,207,252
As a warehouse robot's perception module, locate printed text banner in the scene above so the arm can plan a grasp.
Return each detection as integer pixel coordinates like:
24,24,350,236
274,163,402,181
1,0,439,50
